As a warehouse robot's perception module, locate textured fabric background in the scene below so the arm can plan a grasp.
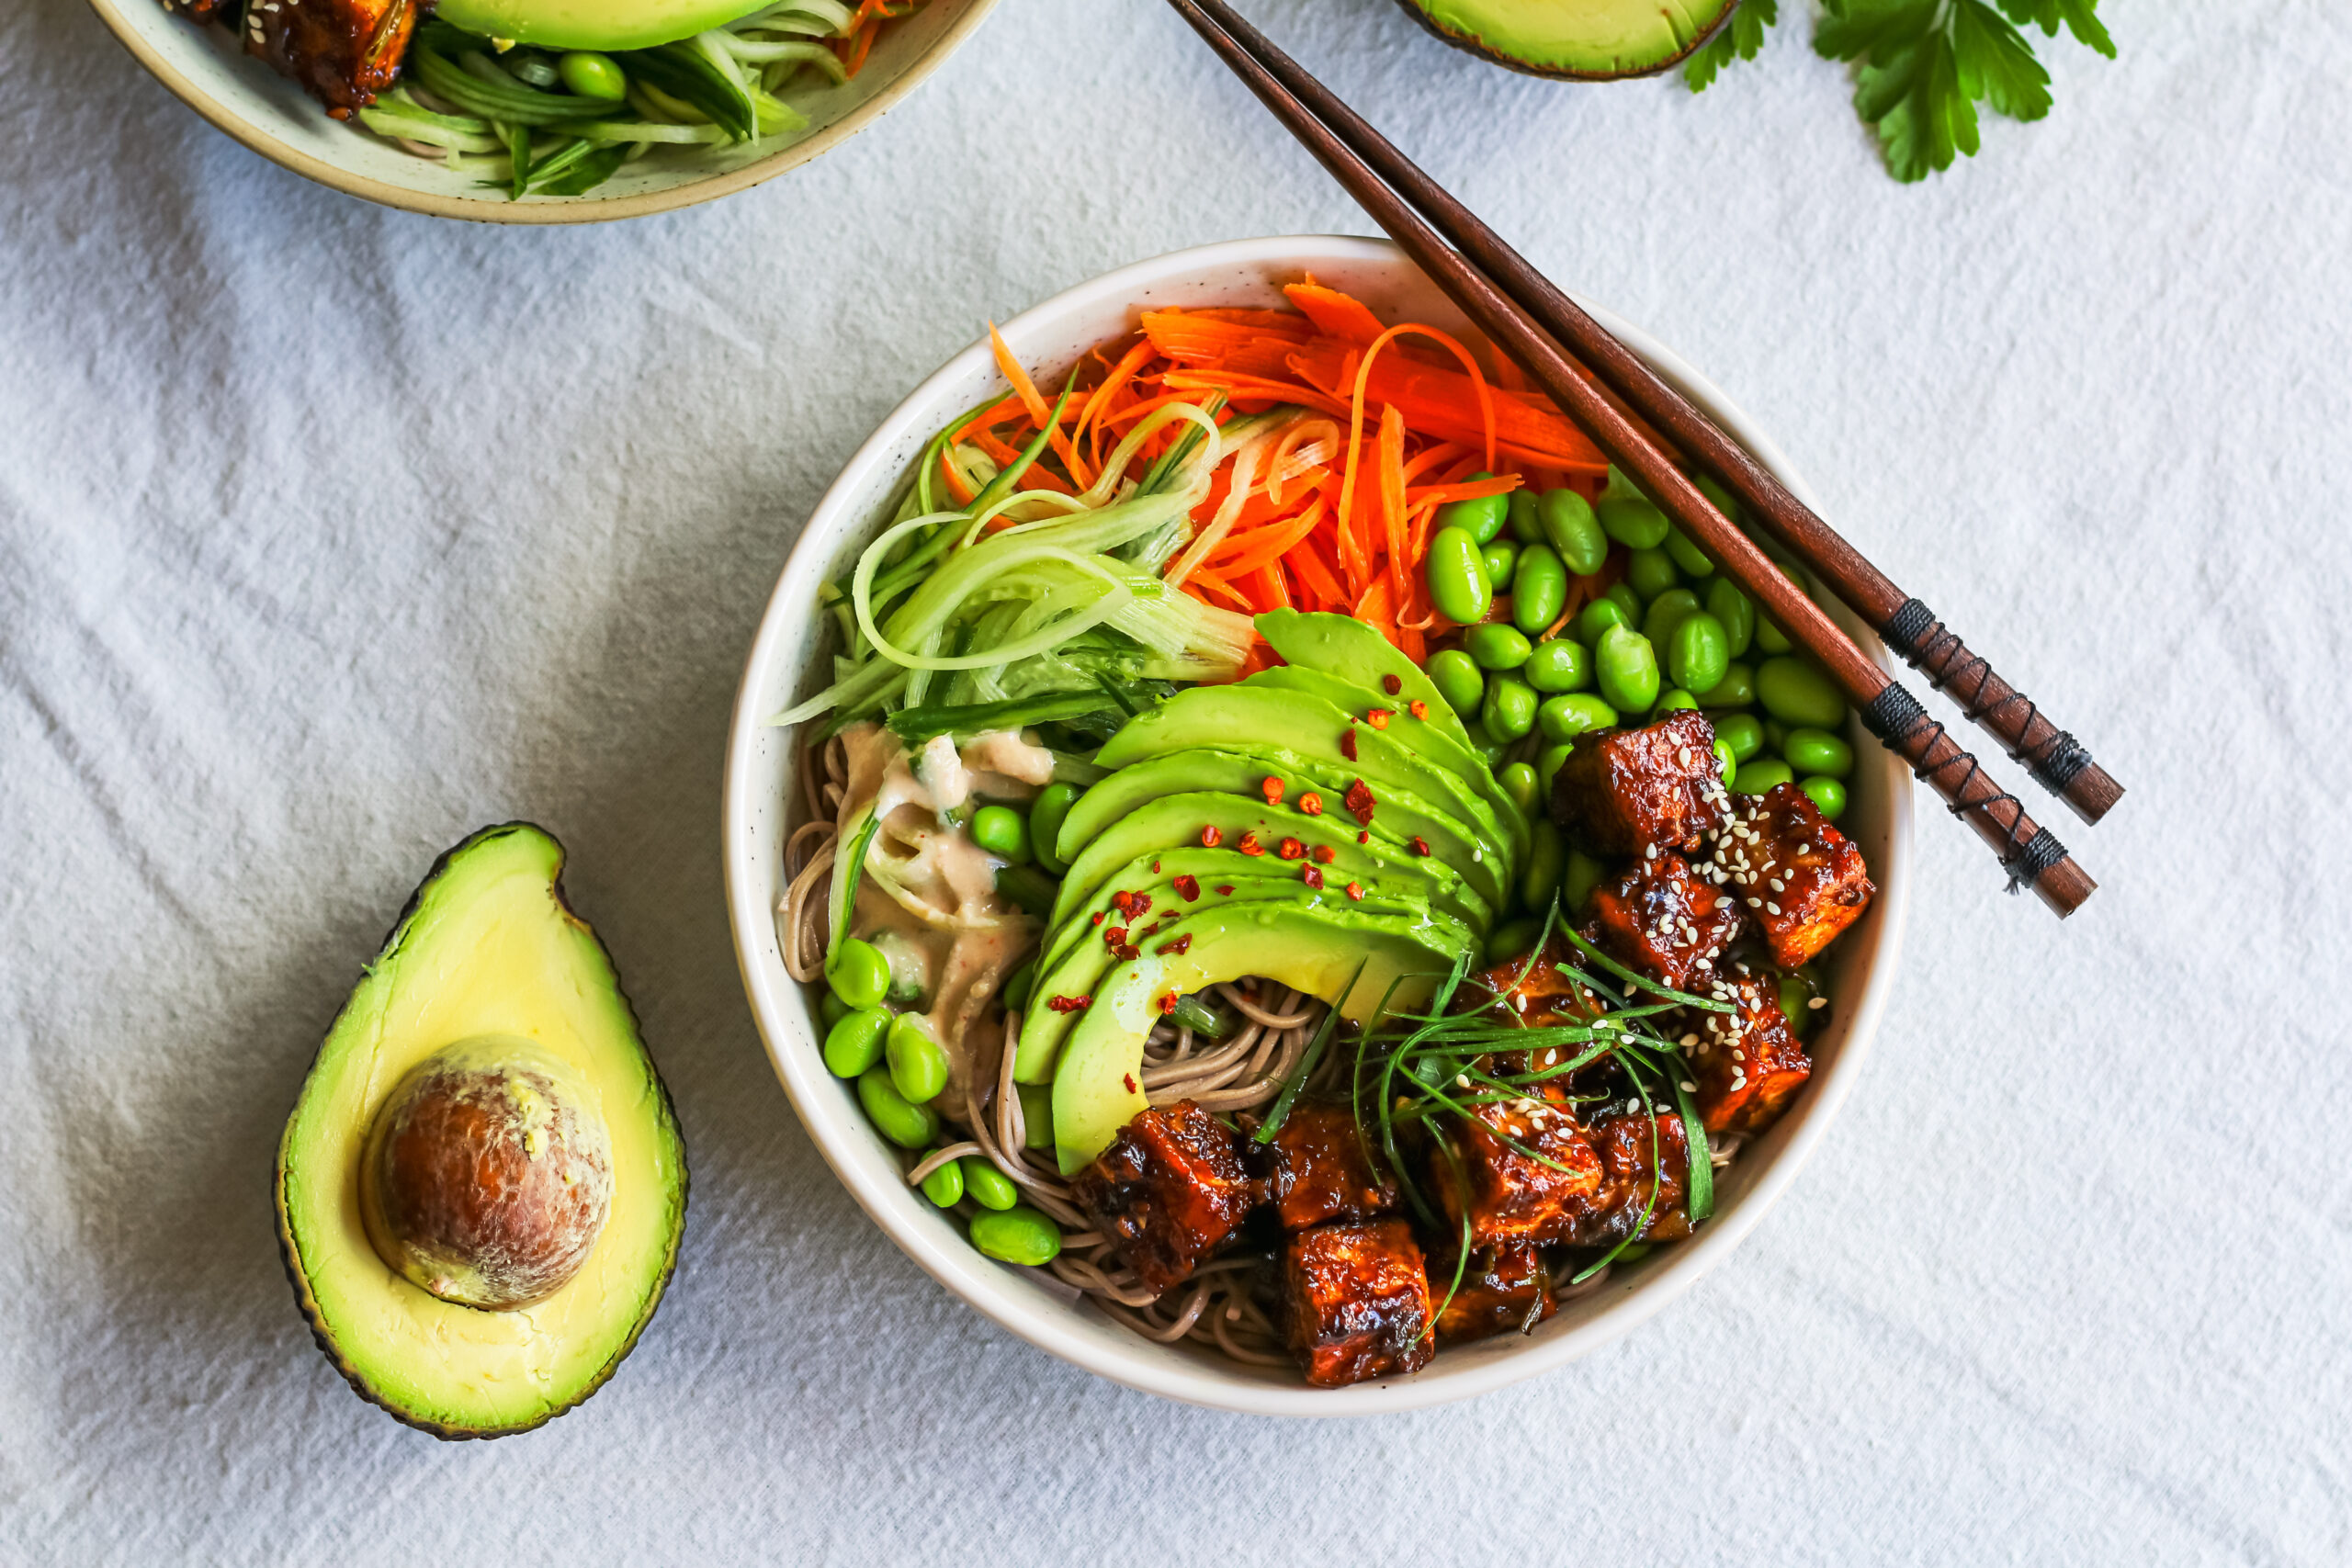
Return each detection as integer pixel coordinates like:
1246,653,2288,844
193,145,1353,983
1,0,2344,1562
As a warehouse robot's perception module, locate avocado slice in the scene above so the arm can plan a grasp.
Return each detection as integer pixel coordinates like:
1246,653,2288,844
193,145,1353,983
432,0,771,51
1050,900,1471,1171
275,824,686,1439
1396,0,1737,80
1051,750,1505,919
1254,608,1474,751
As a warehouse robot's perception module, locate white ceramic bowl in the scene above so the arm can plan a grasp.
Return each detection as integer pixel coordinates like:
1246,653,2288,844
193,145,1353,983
86,0,998,223
723,235,1914,1415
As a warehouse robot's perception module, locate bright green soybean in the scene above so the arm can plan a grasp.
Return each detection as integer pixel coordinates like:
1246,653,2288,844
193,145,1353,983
1028,783,1079,874
1425,527,1492,626
1598,495,1670,549
1694,473,1740,524
1780,974,1817,1036
1002,960,1036,1015
1511,544,1567,634
1764,717,1790,754
1714,711,1765,761
1562,849,1608,912
820,991,852,1028
962,1158,1019,1211
857,1066,939,1149
1537,742,1574,795
1461,718,1507,765
822,1009,890,1079
1595,624,1659,714
1498,761,1542,818
1466,623,1532,671
1426,649,1485,715
828,937,890,1010
970,804,1032,863
1523,637,1590,693
1713,737,1738,782
970,1207,1061,1266
1656,689,1699,715
1664,525,1713,578
1783,728,1855,778
558,51,628,100
921,1158,965,1208
1736,759,1795,796
1481,539,1520,592
1538,691,1618,743
1507,489,1544,545
1706,578,1755,658
1642,586,1701,649
1668,611,1731,696
1521,820,1565,914
1603,581,1644,622
1626,547,1681,603
1698,660,1756,709
1755,613,1792,655
1577,597,1632,644
887,1013,949,1104
1538,489,1609,576
1801,776,1849,820
1483,676,1538,743
1758,657,1848,728
1440,476,1510,545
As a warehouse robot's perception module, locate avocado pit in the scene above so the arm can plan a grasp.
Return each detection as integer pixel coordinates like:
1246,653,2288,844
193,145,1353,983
360,1035,613,1311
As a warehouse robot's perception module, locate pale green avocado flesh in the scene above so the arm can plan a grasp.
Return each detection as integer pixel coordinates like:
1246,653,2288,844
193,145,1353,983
435,0,771,53
275,824,686,1439
1254,608,1474,750
1398,0,1737,79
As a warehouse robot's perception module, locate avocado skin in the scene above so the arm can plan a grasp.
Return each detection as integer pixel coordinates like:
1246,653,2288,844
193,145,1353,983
1395,0,1737,82
273,823,687,1441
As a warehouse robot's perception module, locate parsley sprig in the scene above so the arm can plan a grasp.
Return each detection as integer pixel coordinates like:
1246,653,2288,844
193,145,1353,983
1686,0,2117,183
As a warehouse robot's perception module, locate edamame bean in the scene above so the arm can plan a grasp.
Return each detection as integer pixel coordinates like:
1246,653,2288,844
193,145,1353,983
1485,918,1543,964
820,991,852,1028
823,1009,891,1078
1424,526,1492,626
1604,581,1644,621
1538,489,1609,575
1016,1081,1053,1149
1481,539,1520,592
1594,624,1660,715
1465,623,1532,671
921,1158,965,1208
1028,783,1079,874
1626,547,1681,604
1538,691,1619,743
1426,649,1485,715
1507,489,1544,545
1561,849,1608,912
1597,495,1671,549
1656,689,1699,714
1521,820,1565,914
1800,775,1849,820
1783,728,1855,778
1511,544,1567,635
1439,476,1510,545
969,1206,1061,1266
1758,656,1848,728
1668,610,1731,696
828,937,891,1010
1755,613,1792,655
1483,676,1538,743
1576,597,1631,644
558,51,628,100
962,1158,1019,1211
1522,637,1590,694
1537,742,1574,795
1713,737,1738,782
856,1066,940,1149
1714,711,1765,761
887,1013,949,1104
1695,473,1740,525
1002,959,1036,1015
1735,759,1795,796
1764,717,1790,753
1698,660,1756,709
1779,973,1819,1036
1461,718,1507,764
1705,577,1755,658
1664,524,1713,578
970,804,1032,863
1498,761,1542,818
1641,586,1701,649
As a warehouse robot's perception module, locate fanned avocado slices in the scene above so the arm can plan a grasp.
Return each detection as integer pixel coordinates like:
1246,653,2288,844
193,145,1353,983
275,824,686,1439
1395,0,1738,80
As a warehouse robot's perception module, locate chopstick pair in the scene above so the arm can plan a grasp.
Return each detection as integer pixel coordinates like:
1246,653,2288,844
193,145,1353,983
1164,0,2113,918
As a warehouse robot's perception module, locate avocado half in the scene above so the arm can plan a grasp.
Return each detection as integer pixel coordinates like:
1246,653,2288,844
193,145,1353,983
274,824,687,1440
1397,0,1739,80
433,0,772,52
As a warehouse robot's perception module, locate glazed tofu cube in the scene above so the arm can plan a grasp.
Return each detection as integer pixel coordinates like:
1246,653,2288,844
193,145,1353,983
1427,1242,1555,1346
1582,851,1744,988
1428,1089,1602,1247
1071,1100,1261,1294
1548,710,1732,856
248,0,417,114
1281,1220,1435,1387
1680,966,1812,1135
1474,948,1606,1077
1561,1111,1696,1247
1253,1100,1397,1231
1710,783,1874,967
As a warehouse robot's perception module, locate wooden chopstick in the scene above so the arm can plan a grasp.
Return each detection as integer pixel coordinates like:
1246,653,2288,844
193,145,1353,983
1173,0,2121,831
1165,0,2097,917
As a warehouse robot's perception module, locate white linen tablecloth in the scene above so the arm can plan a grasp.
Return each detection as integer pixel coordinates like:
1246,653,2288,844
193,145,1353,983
2,0,2344,1561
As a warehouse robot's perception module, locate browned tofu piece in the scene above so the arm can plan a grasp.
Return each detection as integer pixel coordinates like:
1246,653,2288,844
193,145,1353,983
249,0,418,116
1582,850,1744,989
1549,710,1732,856
1427,1242,1555,1346
1710,783,1874,967
1071,1100,1261,1295
1680,967,1812,1135
1560,1111,1696,1247
1470,946,1605,1077
1428,1089,1602,1247
1281,1220,1434,1387
1253,1100,1396,1231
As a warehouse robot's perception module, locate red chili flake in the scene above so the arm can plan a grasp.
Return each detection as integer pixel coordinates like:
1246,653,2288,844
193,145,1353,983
1215,885,1236,896
1344,778,1377,826
1340,728,1359,761
1130,892,1152,917
1345,882,1365,901
1302,864,1325,889
1298,791,1324,816
1357,829,1371,844
1366,708,1394,729
1159,933,1193,956
1238,832,1267,857
1173,874,1202,901
1201,825,1223,848
1091,911,1106,926
1157,995,1176,1017
1277,837,1306,861
1312,845,1336,864
1408,699,1429,720
1114,943,1140,962
1383,674,1404,695
1151,859,1161,874
1136,921,1161,939
1112,890,1136,917
1125,1073,1141,1092
1411,835,1433,856
1104,926,1129,946
1048,995,1091,1013
1261,775,1285,806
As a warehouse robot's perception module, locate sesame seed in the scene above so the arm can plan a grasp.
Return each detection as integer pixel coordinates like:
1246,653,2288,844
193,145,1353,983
1807,996,1827,1010
1767,902,1781,915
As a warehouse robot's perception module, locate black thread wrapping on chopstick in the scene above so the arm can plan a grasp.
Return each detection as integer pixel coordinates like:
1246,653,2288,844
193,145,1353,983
1859,682,2064,893
1883,597,2095,797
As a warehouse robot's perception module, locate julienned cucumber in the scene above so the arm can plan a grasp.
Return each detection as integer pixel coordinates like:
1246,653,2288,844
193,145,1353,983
616,37,761,141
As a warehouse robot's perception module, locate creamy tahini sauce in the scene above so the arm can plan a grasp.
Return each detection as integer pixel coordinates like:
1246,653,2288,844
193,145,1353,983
835,722,1051,1125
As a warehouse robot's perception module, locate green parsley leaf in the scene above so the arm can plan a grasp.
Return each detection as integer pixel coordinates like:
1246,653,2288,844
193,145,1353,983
1998,0,2117,59
1683,0,1779,93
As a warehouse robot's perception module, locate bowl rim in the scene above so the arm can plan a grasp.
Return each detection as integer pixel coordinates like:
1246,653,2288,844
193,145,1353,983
81,0,1001,225
722,233,1915,1416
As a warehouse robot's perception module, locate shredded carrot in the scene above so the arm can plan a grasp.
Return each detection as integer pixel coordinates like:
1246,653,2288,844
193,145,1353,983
1208,495,1328,577
1283,280,1387,344
1377,403,1408,604
939,445,976,506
